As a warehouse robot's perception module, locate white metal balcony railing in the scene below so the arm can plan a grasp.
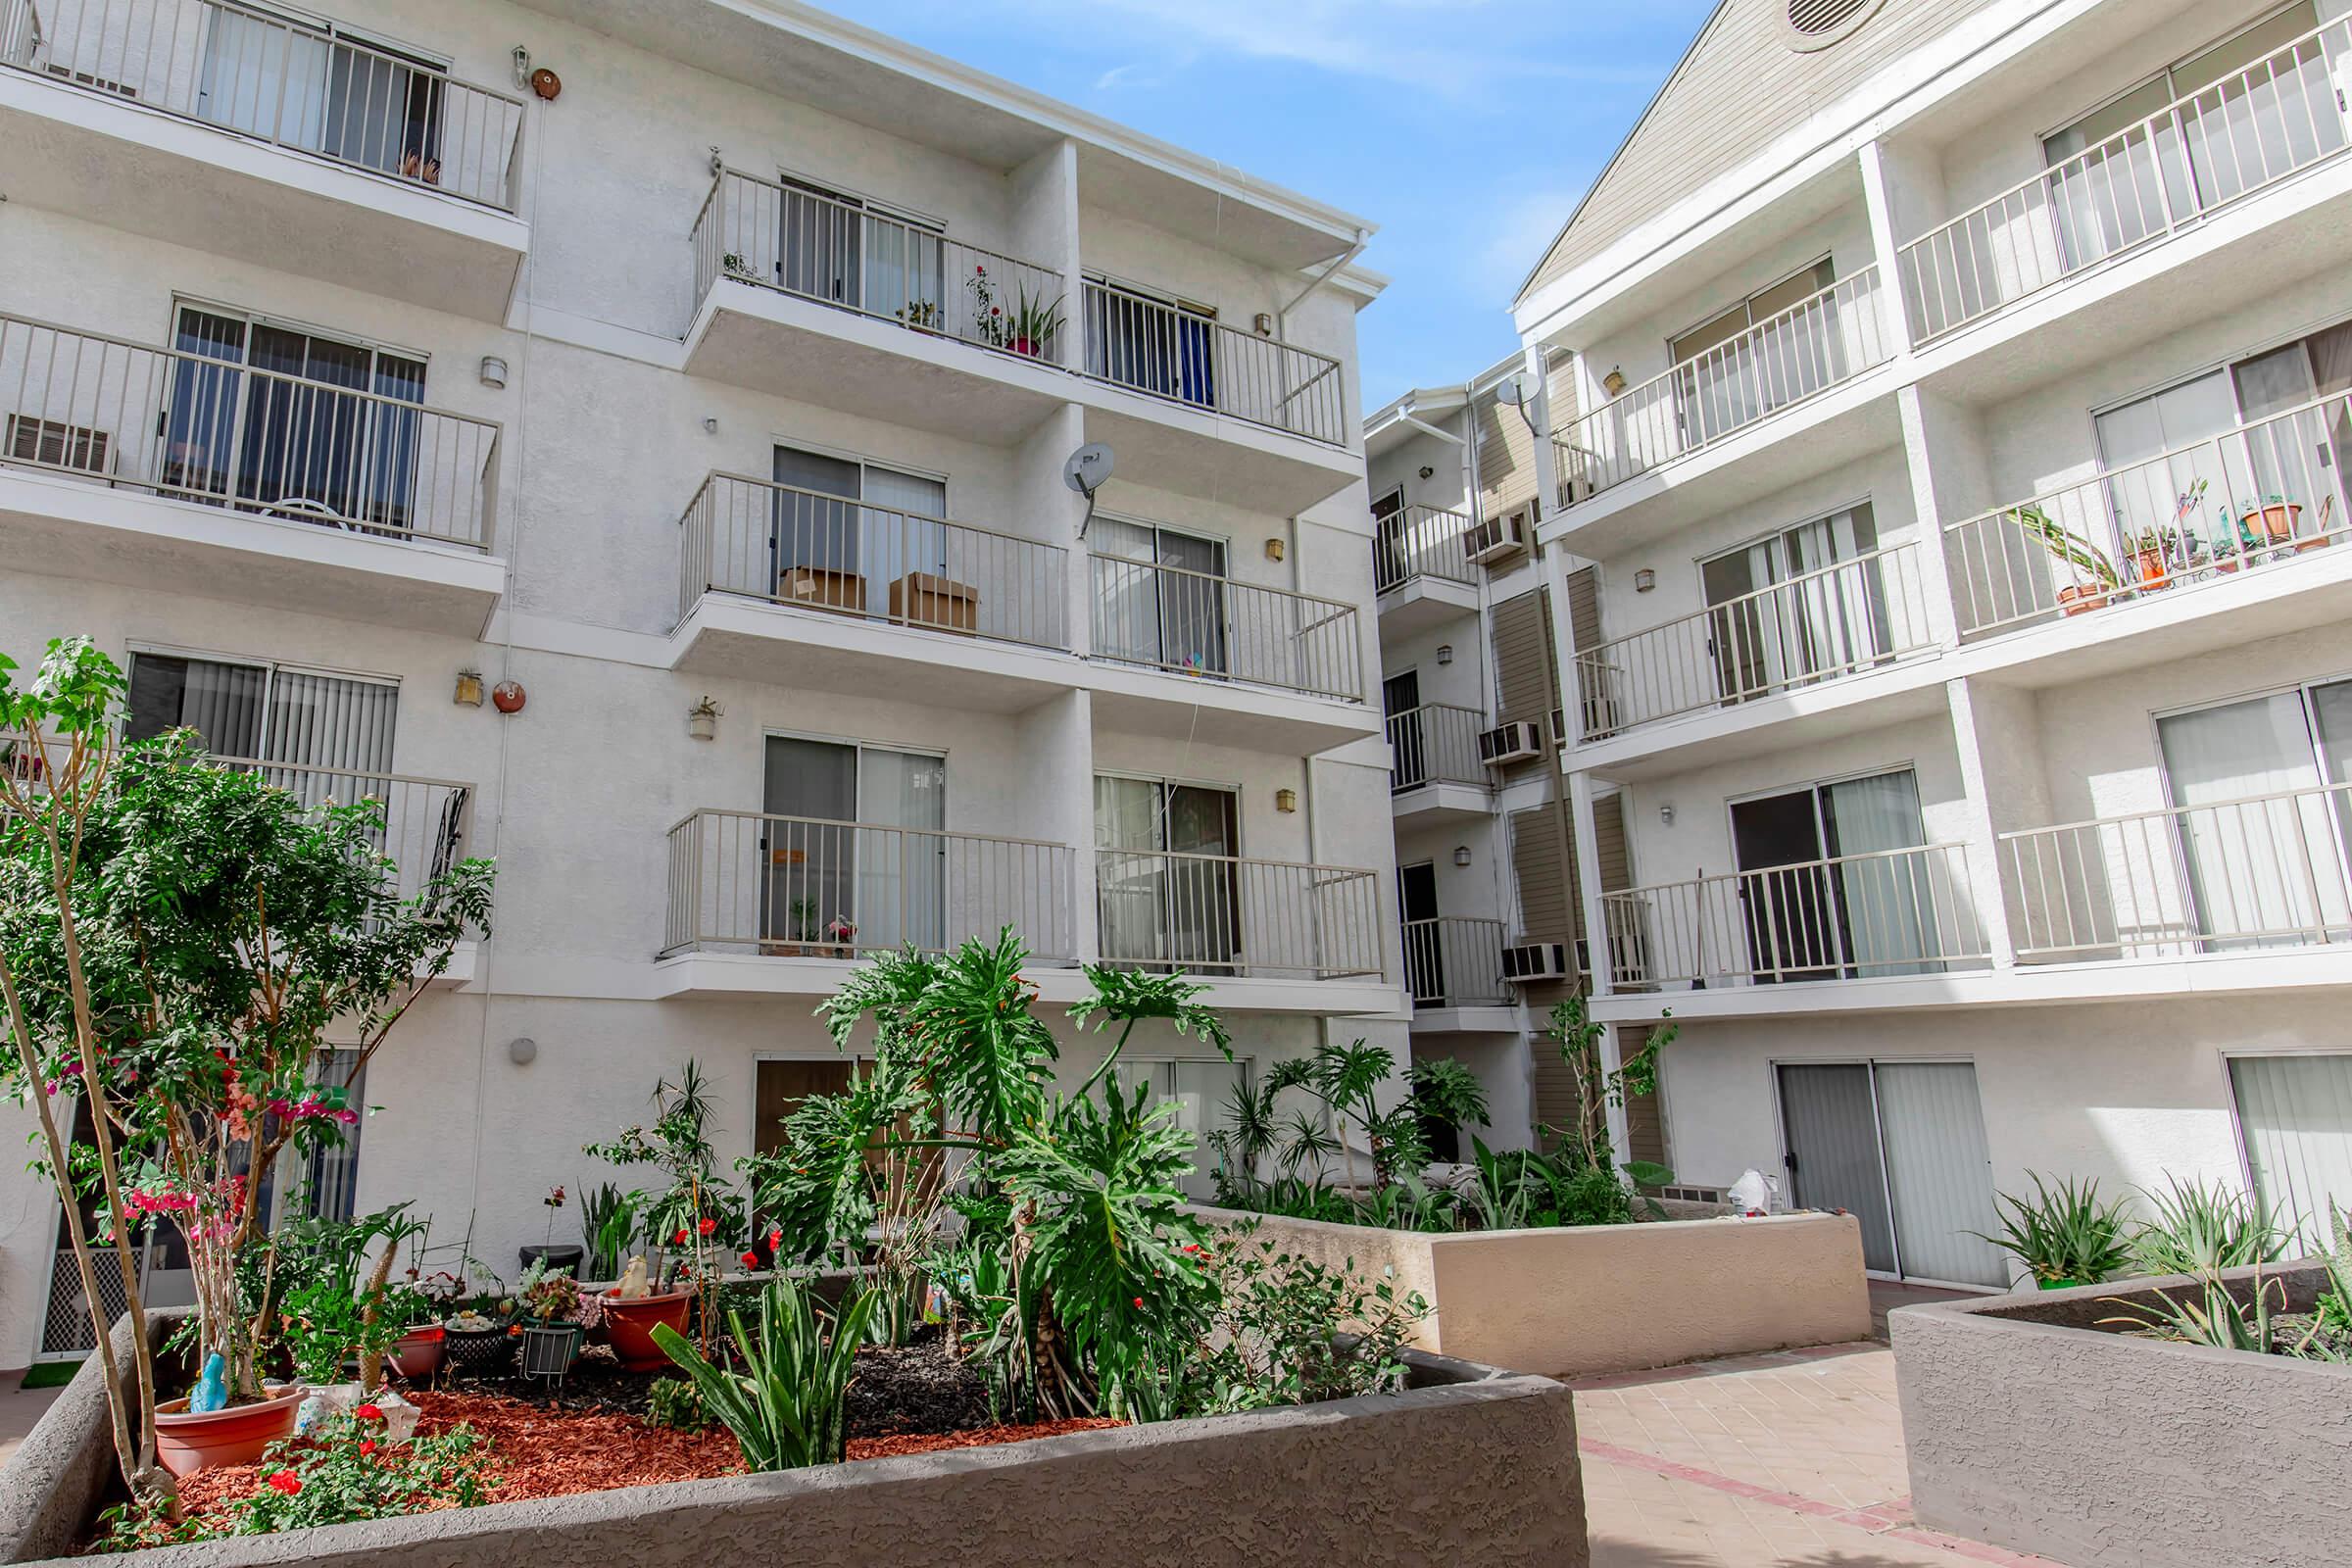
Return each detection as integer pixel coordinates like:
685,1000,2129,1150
692,168,1070,366
0,0,525,210
2002,781,2352,963
1574,542,1935,740
0,313,501,550
1552,267,1891,504
1901,17,2352,340
1373,505,1478,593
1600,843,1989,990
1401,916,1507,1006
211,756,473,904
1089,553,1364,702
1386,703,1486,792
1081,279,1347,447
662,808,1080,962
1096,847,1385,980
1944,389,2352,639
676,471,1070,651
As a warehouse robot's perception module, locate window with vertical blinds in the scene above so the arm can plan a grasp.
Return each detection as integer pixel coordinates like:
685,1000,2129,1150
2230,1054,2352,1250
126,654,399,781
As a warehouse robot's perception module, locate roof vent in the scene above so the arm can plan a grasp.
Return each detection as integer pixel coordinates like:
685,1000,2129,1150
1785,0,1883,51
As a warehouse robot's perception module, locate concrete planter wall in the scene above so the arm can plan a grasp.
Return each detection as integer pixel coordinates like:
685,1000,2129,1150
1,1327,1586,1567
1196,1206,1872,1377
1892,1261,2352,1568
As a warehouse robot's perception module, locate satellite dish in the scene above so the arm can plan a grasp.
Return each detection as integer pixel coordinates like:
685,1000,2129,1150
1063,443,1115,496
1494,370,1536,408
1063,443,1115,539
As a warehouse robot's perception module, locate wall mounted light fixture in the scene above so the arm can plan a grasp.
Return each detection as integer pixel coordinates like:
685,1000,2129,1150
1264,538,1286,564
508,1036,538,1066
687,697,722,742
1418,466,1435,480
1436,644,1453,665
1453,846,1472,868
478,356,509,389
453,670,485,708
1602,367,1629,397
1635,567,1656,593
1274,788,1298,813
1659,803,1676,825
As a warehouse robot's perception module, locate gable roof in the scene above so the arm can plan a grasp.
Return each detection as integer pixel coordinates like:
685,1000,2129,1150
1515,0,2007,307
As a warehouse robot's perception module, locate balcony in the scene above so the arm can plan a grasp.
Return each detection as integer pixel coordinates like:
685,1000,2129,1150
1901,17,2351,346
2001,782,2352,972
1073,278,1360,514
215,755,478,984
660,808,1079,979
1083,552,1376,753
1387,703,1490,825
1401,917,1512,1026
0,0,527,321
1548,268,1895,552
1572,541,1941,767
1600,843,1990,997
0,312,506,635
1095,846,1385,983
684,168,1075,442
667,471,1077,707
1373,505,1480,633
1944,390,2352,672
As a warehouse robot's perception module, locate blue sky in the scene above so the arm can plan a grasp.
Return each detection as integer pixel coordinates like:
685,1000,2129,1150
817,0,1715,410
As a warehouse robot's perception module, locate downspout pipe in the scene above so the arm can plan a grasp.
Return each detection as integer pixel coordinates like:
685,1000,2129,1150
1276,228,1372,337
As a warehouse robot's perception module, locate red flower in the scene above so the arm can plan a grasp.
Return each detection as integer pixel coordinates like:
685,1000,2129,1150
672,1228,689,1246
358,1440,377,1457
355,1402,384,1422
698,1216,717,1236
266,1471,302,1495
1132,1297,1144,1309
765,1228,782,1252
740,1250,760,1268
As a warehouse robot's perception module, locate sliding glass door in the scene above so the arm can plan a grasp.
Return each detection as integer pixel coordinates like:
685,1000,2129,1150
1092,517,1229,677
770,445,948,621
760,736,946,954
1700,504,1889,704
198,6,447,179
1095,776,1241,969
1731,769,1937,981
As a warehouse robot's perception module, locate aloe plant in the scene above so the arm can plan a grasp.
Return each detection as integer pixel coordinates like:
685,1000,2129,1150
2132,1176,2291,1278
652,1276,877,1470
1971,1173,2134,1287
2102,1267,2289,1353
2006,503,2121,591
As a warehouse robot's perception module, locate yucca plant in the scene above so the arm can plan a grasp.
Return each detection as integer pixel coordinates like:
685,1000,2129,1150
2132,1176,2291,1278
1972,1173,2134,1288
2102,1267,2287,1354
652,1276,878,1470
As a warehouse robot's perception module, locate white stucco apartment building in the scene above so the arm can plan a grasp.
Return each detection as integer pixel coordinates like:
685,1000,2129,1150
1373,0,2352,1288
0,0,1401,1363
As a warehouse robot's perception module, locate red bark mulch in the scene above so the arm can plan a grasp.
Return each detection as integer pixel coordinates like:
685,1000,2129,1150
171,1394,1122,1520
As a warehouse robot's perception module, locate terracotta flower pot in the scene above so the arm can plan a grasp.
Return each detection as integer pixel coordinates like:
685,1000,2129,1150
153,1384,306,1478
2132,549,2172,592
2056,583,2111,616
387,1323,444,1380
2244,503,2302,549
601,1288,693,1372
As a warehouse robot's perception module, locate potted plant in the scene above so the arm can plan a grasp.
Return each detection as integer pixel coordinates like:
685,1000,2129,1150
896,299,940,329
2243,493,2303,553
2005,504,2120,615
721,252,758,282
514,1258,593,1381
825,914,858,959
386,1269,459,1381
966,264,1064,359
2128,526,2181,593
783,897,822,956
1970,1172,2133,1289
584,1063,743,1370
441,1289,516,1380
581,1183,640,1283
518,1184,585,1278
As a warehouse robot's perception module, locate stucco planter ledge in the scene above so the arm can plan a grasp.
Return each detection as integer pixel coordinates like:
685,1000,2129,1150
0,1334,1585,1567
1892,1260,2352,1568
1194,1206,1872,1377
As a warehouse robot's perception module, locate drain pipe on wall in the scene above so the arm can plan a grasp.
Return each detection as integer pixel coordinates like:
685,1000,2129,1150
1274,228,1371,341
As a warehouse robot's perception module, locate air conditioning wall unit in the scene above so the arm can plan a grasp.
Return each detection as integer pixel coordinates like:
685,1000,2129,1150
1465,507,1531,564
1502,942,1572,983
1478,721,1542,766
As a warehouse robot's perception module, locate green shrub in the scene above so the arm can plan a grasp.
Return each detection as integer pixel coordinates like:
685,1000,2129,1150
1972,1173,2135,1286
646,1376,712,1435
2132,1177,2291,1277
653,1275,877,1470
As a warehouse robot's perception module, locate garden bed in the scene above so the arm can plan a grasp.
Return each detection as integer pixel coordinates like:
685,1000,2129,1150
1,1319,1584,1567
1197,1205,1871,1377
1891,1260,2352,1568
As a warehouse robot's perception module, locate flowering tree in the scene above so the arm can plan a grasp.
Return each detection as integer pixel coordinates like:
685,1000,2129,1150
0,638,494,1502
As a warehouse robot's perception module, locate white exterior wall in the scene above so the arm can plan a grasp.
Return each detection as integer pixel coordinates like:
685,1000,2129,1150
0,0,1395,1363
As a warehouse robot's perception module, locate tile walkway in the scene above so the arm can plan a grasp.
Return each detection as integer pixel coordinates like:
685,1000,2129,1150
1573,1342,2066,1567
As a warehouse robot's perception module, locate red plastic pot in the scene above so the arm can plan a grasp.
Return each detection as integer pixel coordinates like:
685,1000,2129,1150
600,1288,692,1372
153,1384,306,1478
388,1323,445,1379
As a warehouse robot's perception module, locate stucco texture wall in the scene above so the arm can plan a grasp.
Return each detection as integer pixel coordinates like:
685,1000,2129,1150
1893,1262,2352,1568
1200,1207,1870,1377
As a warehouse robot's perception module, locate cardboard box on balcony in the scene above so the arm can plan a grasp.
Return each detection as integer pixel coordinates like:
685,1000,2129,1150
778,565,865,613
890,571,978,634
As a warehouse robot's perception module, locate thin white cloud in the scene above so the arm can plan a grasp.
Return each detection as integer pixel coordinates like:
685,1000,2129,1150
1473,186,1585,304
993,0,1671,98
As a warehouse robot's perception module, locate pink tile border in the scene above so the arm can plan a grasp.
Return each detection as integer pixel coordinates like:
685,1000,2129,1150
1579,1439,2066,1566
